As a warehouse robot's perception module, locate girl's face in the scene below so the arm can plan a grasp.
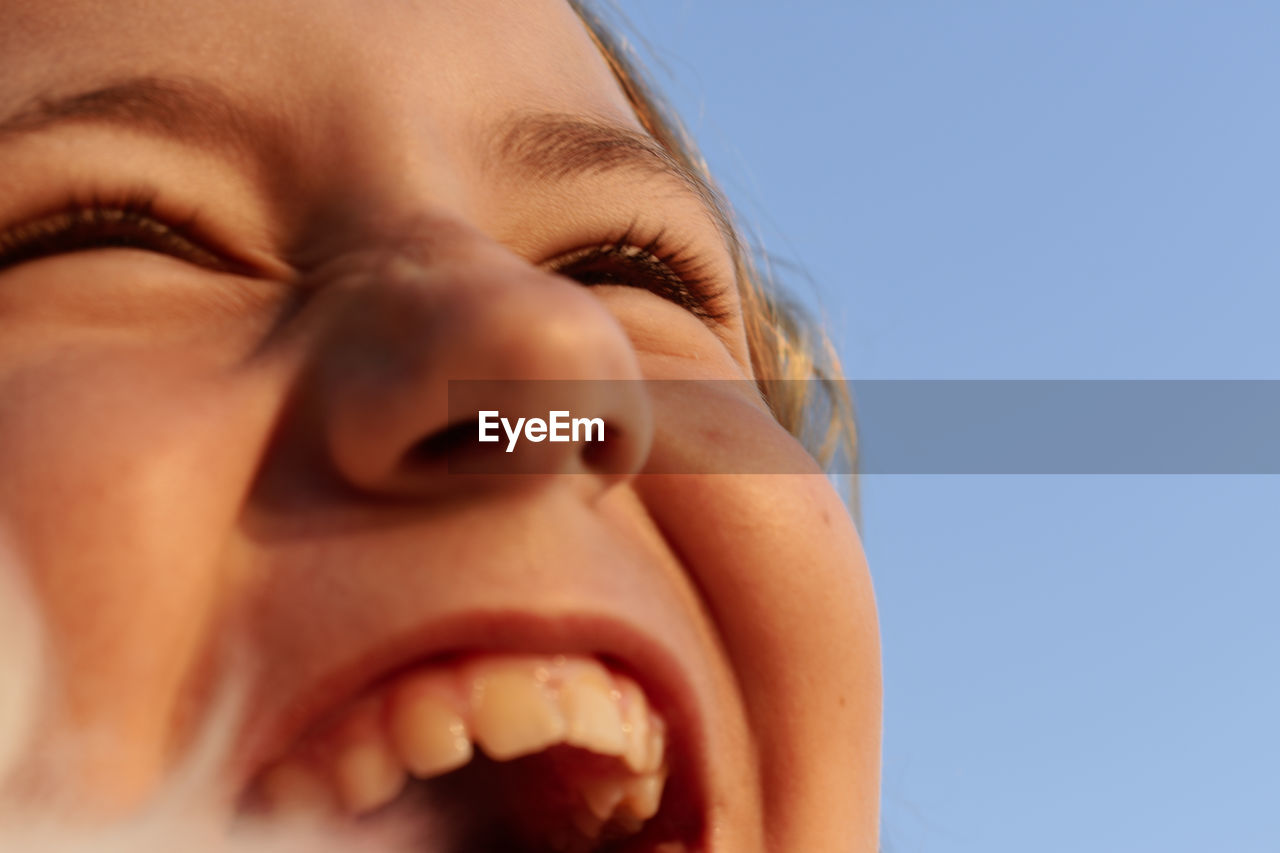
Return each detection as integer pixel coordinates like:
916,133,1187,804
0,1,880,850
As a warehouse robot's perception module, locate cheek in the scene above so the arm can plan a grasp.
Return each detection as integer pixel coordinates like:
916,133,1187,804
0,258,289,618
635,391,882,842
0,340,276,804
638,386,878,695
638,469,879,724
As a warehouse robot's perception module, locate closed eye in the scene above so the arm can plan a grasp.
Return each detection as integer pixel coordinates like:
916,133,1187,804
548,228,732,324
0,193,232,273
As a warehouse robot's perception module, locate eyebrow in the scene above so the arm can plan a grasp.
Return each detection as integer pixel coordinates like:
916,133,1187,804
490,112,725,225
0,76,277,164
0,77,726,233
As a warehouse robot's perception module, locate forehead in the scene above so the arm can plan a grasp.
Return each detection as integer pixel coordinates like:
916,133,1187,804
0,0,639,145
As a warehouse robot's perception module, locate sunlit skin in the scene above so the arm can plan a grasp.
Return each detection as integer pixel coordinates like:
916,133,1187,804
0,1,880,850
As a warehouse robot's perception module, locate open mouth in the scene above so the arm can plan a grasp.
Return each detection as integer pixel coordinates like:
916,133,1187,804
245,653,700,852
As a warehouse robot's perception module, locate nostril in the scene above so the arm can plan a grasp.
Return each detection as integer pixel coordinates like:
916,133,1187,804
406,415,632,480
580,422,626,473
410,420,477,465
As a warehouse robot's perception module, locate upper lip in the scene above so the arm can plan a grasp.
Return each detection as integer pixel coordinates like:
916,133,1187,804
234,608,709,842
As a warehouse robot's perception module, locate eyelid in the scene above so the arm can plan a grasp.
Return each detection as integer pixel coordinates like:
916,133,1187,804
545,228,733,325
0,191,250,275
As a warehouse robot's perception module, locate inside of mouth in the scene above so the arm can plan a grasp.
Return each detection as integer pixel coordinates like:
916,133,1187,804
250,653,694,852
364,745,674,853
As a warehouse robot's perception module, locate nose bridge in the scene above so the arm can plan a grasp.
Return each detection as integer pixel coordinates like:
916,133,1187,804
300,224,653,500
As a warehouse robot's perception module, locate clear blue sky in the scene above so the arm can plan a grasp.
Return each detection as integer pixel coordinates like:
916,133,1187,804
613,2,1280,851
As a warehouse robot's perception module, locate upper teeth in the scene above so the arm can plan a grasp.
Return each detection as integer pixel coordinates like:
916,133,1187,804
255,654,669,850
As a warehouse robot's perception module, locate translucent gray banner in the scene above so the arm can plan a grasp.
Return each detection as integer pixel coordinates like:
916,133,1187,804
445,380,1280,474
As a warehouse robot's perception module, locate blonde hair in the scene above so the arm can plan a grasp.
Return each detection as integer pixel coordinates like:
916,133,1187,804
571,2,859,511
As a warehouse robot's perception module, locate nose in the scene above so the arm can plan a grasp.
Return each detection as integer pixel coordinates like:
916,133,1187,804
291,218,653,501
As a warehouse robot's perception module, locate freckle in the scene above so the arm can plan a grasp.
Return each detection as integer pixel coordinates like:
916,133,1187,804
839,695,847,708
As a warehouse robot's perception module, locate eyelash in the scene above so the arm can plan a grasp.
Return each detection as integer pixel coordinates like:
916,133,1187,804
549,227,731,324
0,192,229,272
